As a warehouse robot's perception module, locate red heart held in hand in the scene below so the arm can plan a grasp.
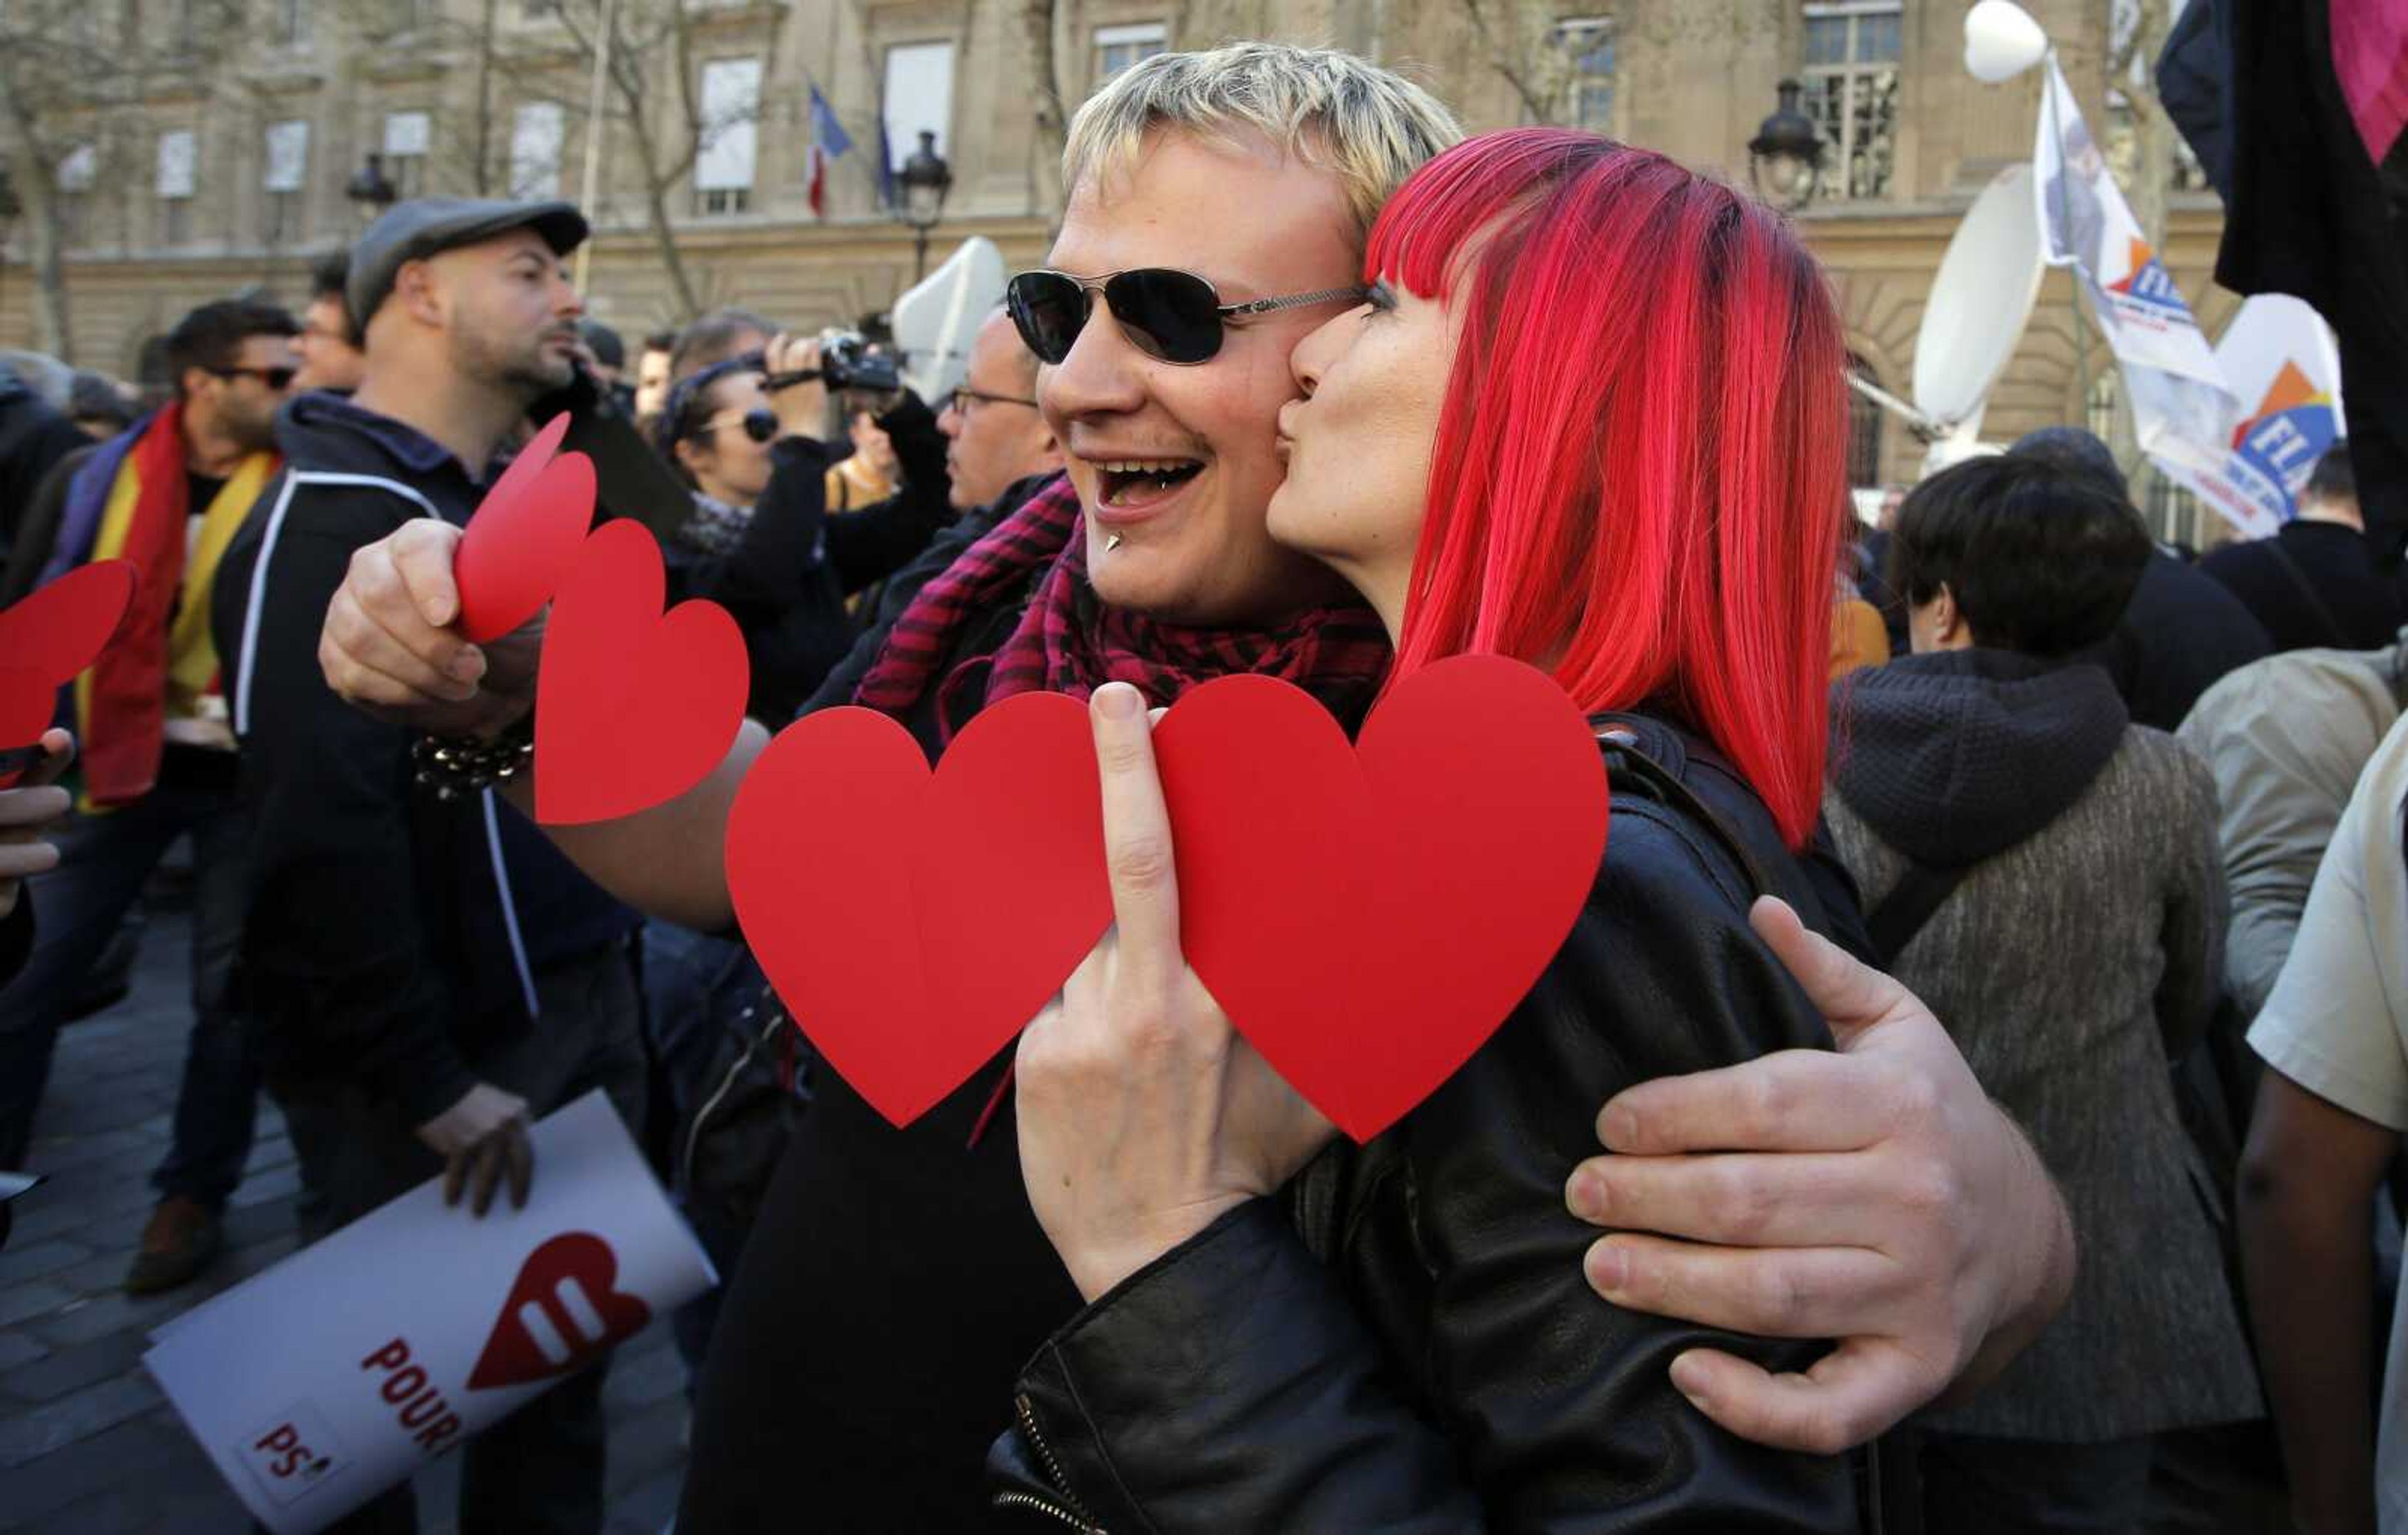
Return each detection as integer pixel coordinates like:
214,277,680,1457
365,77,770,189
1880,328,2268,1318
1154,655,1608,1142
533,520,749,825
725,694,1112,1127
467,1232,652,1391
454,413,595,643
0,560,139,780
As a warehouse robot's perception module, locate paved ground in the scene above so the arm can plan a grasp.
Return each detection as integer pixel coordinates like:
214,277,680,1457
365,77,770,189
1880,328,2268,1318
0,896,691,1533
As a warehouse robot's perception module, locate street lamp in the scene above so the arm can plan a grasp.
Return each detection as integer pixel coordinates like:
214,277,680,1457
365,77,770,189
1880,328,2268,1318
894,129,953,283
1748,80,1825,212
344,152,398,220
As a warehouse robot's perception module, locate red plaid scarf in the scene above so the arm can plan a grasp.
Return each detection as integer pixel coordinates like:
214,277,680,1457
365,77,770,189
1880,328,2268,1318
854,472,1392,736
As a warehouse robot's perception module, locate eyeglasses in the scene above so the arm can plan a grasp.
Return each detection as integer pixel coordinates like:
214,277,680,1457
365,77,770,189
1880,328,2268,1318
1006,268,1366,367
937,386,1040,417
702,407,779,445
211,365,299,391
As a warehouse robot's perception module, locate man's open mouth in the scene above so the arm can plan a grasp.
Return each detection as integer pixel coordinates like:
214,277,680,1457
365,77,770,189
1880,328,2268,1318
1097,460,1205,508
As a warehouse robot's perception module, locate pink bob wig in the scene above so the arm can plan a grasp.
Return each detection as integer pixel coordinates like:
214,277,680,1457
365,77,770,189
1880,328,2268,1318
1368,130,1848,849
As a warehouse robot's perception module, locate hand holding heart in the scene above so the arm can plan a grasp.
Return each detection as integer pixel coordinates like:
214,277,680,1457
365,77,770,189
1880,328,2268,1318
1016,683,1338,1304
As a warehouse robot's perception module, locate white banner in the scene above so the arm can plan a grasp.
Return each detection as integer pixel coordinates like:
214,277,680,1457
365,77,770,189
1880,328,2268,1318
2163,294,2348,538
2033,56,2236,484
145,1092,715,1535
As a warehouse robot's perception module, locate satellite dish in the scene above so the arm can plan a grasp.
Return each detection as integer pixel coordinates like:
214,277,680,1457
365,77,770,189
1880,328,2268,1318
1965,0,2049,83
1912,162,2046,428
891,237,1006,406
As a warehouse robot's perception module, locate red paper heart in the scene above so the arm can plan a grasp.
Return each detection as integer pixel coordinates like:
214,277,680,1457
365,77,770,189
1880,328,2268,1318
467,1232,652,1391
454,414,594,643
726,694,1112,1127
0,559,139,683
0,560,138,783
534,520,749,825
1155,656,1607,1141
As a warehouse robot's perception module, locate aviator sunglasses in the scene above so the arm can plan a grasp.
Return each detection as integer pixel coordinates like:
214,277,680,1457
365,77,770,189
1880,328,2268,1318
1006,268,1365,367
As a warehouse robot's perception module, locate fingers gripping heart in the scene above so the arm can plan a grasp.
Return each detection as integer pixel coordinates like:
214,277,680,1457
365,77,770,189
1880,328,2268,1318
447,414,751,823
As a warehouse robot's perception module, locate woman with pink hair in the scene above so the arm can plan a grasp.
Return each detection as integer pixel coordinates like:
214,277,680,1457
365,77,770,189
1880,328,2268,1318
1000,130,1871,1529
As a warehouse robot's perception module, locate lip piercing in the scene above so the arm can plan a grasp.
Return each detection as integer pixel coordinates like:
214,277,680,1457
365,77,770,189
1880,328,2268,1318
1105,533,1124,552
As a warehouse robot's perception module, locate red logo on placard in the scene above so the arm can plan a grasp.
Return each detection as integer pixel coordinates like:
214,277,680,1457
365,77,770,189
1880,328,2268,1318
467,1233,651,1391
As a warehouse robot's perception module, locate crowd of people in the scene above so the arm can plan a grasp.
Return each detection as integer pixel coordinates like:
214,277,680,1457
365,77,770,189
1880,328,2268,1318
0,39,2400,1535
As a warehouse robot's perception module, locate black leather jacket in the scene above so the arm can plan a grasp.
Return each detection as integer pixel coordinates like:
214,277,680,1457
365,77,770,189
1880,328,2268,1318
991,716,1868,1533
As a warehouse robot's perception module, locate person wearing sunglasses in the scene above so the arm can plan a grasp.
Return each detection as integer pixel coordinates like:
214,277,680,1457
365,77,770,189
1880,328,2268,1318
311,47,2073,1534
0,298,301,1302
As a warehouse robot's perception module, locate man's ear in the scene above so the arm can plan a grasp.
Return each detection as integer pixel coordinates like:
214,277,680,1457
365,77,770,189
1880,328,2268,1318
1932,582,1963,644
393,260,444,329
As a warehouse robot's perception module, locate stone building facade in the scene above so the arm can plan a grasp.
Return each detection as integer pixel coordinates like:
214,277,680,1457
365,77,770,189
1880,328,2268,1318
0,0,2227,533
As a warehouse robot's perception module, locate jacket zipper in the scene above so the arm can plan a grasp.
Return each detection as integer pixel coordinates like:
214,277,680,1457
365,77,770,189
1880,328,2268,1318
993,1392,1105,1533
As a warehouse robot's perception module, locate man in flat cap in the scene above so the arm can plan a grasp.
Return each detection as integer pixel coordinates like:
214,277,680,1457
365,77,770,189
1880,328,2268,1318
210,199,645,1533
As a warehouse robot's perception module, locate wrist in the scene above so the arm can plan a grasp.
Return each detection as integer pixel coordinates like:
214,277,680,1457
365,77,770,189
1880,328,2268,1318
1062,1197,1250,1304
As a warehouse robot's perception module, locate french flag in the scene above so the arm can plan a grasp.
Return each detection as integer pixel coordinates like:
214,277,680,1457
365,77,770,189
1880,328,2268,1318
807,83,854,219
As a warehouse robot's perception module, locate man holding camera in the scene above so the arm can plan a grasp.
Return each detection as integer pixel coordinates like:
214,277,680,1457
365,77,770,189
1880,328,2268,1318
209,197,644,1534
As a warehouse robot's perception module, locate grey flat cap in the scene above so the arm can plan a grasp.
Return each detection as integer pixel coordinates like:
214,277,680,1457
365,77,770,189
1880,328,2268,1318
349,196,589,326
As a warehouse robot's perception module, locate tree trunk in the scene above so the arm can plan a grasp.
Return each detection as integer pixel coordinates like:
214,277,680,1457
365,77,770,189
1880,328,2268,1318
472,0,499,194
0,120,72,362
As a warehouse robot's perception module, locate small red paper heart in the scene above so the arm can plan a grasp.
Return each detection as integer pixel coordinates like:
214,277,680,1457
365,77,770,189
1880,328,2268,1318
1155,656,1607,1141
534,520,750,825
726,694,1112,1127
455,414,594,643
467,1232,652,1391
0,559,139,684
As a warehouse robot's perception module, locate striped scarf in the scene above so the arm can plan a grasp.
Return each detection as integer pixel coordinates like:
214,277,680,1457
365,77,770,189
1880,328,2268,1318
853,472,1391,738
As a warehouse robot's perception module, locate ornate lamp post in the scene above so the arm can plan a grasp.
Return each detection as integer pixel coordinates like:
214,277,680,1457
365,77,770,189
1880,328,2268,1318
1748,80,1825,212
894,130,953,283
344,152,398,222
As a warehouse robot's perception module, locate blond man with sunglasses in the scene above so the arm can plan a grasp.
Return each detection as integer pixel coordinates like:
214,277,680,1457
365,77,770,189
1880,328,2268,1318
315,47,2073,1530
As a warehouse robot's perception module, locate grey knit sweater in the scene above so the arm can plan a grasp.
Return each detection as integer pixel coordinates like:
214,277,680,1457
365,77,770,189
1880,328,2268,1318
1825,650,2263,1442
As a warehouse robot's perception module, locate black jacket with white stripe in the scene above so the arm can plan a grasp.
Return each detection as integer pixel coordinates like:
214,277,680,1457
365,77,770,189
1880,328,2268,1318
210,390,636,1126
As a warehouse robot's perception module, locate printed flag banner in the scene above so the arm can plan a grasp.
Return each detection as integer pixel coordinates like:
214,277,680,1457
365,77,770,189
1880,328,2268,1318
2034,57,2239,488
2165,293,2349,538
144,1092,715,1534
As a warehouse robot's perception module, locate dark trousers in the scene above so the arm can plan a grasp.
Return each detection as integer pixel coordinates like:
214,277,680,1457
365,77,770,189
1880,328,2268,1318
1919,1430,2155,1535
0,766,258,1204
271,941,648,1535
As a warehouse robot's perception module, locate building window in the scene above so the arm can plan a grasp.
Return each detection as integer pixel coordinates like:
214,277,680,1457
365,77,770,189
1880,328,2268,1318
1094,23,1166,87
263,119,310,245
273,0,312,48
2086,366,2116,441
1800,1,1900,202
384,110,431,198
1553,18,1616,134
157,129,197,246
57,143,97,249
882,40,956,179
1846,353,1885,488
509,102,565,199
693,57,762,217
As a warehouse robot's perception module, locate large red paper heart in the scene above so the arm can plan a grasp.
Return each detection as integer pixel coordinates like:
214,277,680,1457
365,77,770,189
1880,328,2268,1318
534,520,749,825
454,414,594,643
467,1232,652,1391
725,694,1112,1127
0,560,139,783
1156,657,1607,1141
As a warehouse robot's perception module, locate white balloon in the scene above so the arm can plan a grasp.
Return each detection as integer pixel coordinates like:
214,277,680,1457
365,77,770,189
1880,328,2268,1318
1964,0,2049,83
1913,163,2046,425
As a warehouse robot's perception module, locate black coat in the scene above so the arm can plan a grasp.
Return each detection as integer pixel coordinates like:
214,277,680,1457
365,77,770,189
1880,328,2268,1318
2075,551,2271,731
990,717,1867,1532
2197,519,2408,654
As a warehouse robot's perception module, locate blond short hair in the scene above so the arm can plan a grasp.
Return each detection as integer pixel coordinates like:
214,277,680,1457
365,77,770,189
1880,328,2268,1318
1062,43,1465,243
